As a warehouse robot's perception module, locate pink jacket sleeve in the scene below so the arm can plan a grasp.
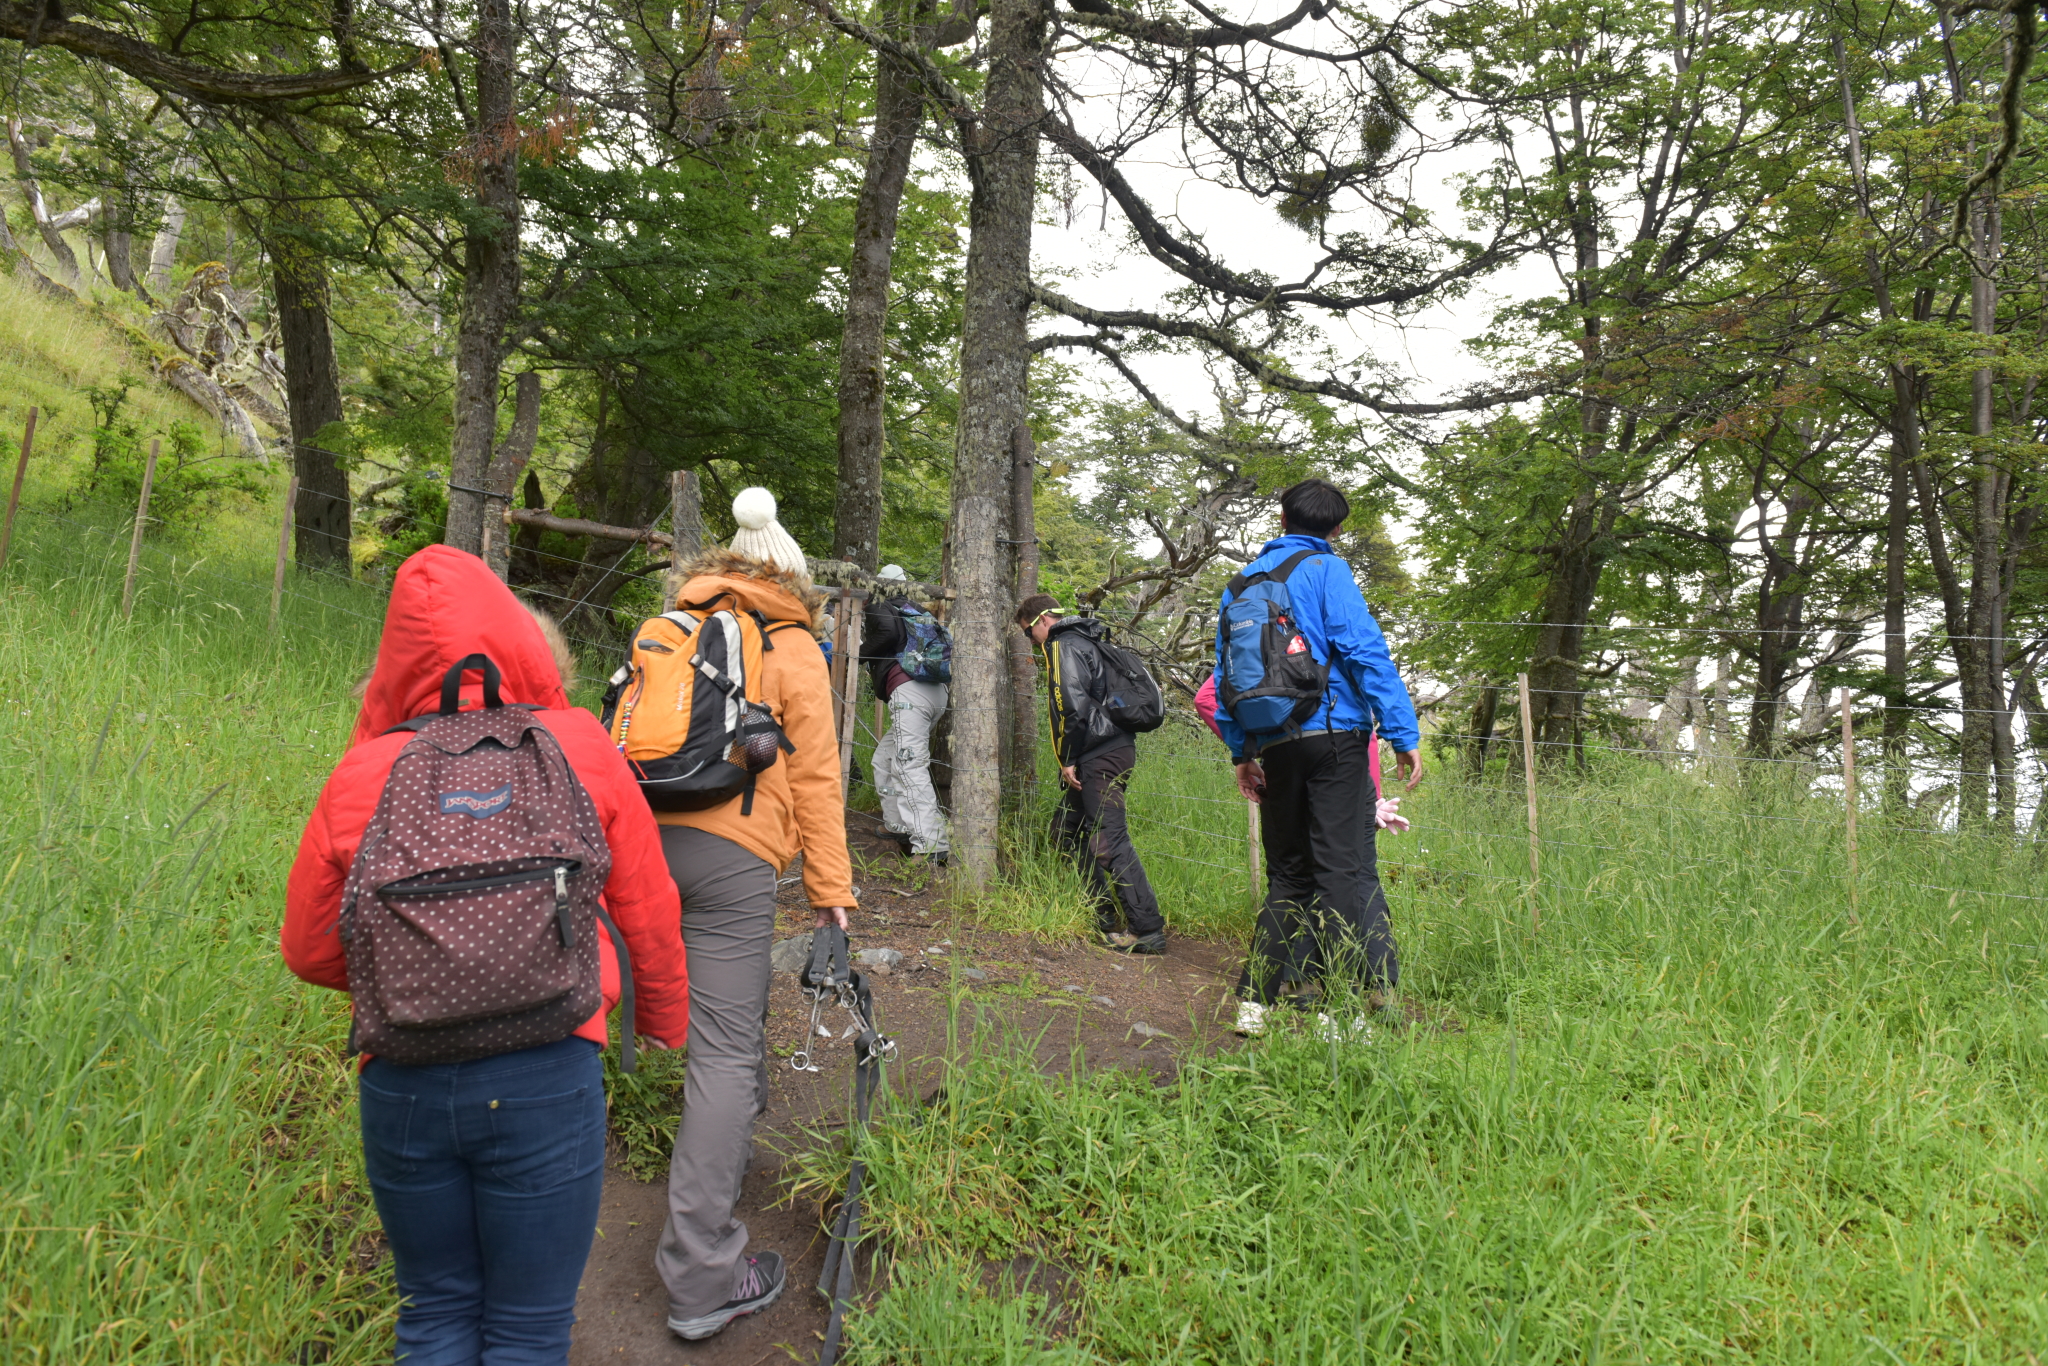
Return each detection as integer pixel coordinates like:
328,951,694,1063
1195,672,1222,739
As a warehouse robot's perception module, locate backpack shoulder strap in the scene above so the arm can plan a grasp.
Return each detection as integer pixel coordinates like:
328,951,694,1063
1225,548,1320,600
1268,548,1323,584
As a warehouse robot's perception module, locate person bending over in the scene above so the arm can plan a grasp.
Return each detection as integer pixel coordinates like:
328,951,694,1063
1016,594,1167,955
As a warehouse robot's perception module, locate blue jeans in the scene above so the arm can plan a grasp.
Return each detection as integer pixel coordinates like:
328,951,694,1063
359,1036,605,1365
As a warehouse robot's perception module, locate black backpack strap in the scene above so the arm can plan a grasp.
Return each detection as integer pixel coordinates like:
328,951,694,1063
1225,548,1320,600
592,906,637,1074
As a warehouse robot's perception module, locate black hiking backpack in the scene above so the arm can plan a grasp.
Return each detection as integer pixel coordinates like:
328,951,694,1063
1092,632,1166,734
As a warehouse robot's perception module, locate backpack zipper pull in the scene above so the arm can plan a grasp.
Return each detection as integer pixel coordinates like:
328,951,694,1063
555,865,576,947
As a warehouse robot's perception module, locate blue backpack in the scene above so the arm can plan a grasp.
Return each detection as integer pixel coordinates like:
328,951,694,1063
1216,549,1330,750
892,601,953,683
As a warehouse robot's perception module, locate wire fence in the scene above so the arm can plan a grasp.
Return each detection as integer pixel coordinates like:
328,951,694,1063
10,473,2048,952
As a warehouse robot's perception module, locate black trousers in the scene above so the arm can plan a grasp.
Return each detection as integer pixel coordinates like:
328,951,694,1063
1237,730,1399,1005
1051,744,1165,938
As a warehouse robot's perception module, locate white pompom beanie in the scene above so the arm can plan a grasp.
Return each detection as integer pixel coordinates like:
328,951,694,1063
728,487,810,578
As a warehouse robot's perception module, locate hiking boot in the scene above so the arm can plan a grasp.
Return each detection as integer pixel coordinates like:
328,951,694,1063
1234,1000,1269,1037
918,851,949,868
1124,931,1167,956
878,829,913,853
667,1251,786,1341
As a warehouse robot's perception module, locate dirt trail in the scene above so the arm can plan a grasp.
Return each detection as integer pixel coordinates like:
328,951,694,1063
569,817,1245,1365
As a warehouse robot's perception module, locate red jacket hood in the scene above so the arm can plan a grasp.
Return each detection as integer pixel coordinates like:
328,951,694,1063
349,545,571,748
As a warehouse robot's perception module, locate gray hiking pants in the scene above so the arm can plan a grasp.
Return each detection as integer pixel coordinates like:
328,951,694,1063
873,680,948,853
654,825,778,1317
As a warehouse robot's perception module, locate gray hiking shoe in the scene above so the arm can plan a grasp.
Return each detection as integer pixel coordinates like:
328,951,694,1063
667,1251,786,1341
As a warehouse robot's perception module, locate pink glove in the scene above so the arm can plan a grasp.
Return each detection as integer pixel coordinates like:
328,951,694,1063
1375,797,1409,833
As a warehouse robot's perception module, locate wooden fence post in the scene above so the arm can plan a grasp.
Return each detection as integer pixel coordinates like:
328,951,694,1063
831,585,867,793
1247,798,1262,904
120,439,160,620
0,406,36,569
1518,671,1540,932
272,475,300,627
1841,689,1860,924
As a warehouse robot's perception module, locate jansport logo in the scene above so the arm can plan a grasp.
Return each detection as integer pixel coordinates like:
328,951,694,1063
440,784,513,818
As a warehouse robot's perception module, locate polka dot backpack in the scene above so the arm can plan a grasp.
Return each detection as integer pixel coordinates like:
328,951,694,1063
340,653,636,1069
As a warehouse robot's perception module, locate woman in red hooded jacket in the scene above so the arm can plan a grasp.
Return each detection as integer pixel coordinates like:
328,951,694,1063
283,546,689,1365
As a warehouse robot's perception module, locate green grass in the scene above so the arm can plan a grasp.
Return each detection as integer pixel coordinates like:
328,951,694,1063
12,440,2048,1360
0,506,393,1363
825,744,2048,1363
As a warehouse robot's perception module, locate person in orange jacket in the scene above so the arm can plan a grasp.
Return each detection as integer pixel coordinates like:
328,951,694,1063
283,545,690,1365
650,488,859,1341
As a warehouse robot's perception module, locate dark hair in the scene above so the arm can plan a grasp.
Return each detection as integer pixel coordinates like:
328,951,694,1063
1279,479,1350,538
1014,593,1062,628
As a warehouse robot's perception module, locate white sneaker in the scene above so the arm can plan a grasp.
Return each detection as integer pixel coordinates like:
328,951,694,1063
1234,1000,1268,1037
1313,1012,1374,1044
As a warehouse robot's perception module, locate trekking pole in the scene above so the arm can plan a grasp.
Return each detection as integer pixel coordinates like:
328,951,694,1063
1517,673,1539,933
1840,689,1860,925
800,925,894,1366
0,406,35,570
271,475,299,628
120,439,160,620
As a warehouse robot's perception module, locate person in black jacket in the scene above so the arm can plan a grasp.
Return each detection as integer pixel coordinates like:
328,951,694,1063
1015,593,1166,954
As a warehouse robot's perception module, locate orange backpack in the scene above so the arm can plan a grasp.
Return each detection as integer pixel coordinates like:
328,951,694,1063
600,595,803,813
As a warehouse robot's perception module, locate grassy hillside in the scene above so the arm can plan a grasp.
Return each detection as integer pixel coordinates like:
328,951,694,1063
0,506,391,1363
0,272,221,504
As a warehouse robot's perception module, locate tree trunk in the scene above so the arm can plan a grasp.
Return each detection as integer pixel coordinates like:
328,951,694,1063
832,29,925,568
1007,421,1040,803
1744,477,1814,758
1882,372,1915,816
482,372,542,581
443,0,522,558
559,439,668,638
273,255,351,570
946,0,1047,885
1955,194,2001,829
1522,490,1606,757
147,193,185,297
7,117,86,289
1465,682,1500,777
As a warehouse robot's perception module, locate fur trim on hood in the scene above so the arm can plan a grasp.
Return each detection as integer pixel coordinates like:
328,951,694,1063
672,545,829,636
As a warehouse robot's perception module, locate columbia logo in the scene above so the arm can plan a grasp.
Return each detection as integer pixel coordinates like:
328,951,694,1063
440,784,513,818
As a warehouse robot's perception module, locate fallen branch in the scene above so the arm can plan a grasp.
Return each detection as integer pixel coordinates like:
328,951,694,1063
504,507,953,598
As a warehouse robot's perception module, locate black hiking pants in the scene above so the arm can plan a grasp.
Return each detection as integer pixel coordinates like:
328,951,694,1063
1051,743,1165,938
1238,729,1398,1005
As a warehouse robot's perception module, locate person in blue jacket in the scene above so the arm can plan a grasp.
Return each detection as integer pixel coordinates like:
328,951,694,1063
1217,479,1424,1037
